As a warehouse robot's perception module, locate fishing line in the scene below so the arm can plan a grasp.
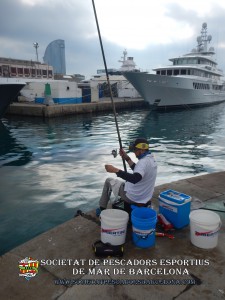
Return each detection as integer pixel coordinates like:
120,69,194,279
92,0,127,172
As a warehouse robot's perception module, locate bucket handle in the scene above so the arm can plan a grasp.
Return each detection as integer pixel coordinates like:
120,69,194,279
195,221,222,232
217,221,222,232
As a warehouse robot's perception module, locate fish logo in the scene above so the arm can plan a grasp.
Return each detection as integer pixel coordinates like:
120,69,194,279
18,257,39,281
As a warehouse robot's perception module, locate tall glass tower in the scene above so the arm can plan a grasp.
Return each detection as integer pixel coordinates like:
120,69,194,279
43,39,66,75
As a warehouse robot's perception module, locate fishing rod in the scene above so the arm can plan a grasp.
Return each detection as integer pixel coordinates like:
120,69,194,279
92,0,127,172
200,207,225,213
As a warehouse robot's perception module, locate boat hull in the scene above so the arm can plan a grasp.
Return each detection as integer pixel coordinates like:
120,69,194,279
0,80,25,118
123,72,225,108
20,80,83,104
35,97,82,104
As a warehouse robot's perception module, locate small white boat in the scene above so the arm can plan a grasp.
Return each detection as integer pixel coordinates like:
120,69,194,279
89,49,141,99
123,23,225,109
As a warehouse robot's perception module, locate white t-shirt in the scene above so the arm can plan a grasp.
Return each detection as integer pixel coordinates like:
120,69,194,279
124,153,157,203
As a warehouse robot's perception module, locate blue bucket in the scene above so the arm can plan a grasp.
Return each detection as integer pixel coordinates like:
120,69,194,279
131,207,157,248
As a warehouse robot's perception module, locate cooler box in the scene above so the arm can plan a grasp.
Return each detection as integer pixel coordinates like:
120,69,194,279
159,190,191,229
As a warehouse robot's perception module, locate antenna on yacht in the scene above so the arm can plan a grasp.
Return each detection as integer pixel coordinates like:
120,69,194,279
92,0,127,172
119,49,127,64
197,22,212,53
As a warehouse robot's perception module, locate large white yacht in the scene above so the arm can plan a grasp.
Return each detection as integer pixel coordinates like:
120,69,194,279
123,23,225,109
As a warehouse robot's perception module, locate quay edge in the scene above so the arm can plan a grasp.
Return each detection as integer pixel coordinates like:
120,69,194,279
0,171,224,300
6,98,147,118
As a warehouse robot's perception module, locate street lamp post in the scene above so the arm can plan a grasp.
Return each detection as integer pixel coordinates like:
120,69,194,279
33,42,39,62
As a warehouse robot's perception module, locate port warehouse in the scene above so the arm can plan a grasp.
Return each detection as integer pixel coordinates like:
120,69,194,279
0,57,54,79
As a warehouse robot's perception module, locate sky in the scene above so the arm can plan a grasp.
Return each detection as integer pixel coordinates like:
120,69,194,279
1,0,225,79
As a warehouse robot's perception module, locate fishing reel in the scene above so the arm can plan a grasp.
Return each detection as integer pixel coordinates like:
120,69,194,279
111,149,118,158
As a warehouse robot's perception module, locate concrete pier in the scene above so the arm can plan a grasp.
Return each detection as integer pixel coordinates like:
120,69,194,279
6,98,147,118
1,171,225,299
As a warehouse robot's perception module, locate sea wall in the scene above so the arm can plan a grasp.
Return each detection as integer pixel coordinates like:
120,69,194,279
6,98,147,118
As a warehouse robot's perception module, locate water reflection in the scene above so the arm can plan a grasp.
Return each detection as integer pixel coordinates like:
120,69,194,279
0,121,32,166
117,104,225,181
1,104,225,255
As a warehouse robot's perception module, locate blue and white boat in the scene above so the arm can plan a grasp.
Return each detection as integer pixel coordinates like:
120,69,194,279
33,80,82,105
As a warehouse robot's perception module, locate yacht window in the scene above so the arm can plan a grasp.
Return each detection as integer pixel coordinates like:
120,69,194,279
174,69,179,75
156,71,160,75
181,69,186,75
213,85,222,90
193,83,210,90
161,70,166,75
167,70,172,76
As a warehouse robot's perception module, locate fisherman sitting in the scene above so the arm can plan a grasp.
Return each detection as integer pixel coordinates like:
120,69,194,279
96,138,157,216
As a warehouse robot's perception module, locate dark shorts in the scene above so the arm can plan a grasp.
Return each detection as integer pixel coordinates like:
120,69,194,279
119,182,151,206
118,183,151,215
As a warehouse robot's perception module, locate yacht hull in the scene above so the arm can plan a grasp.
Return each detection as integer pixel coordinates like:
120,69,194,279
0,80,25,118
123,72,225,108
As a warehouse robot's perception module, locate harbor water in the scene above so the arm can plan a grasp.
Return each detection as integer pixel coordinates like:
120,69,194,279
1,103,225,255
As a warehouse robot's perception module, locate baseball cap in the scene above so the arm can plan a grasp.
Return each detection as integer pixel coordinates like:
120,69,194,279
129,138,149,151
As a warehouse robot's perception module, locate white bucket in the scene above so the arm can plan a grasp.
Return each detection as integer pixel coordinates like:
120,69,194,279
189,210,221,249
100,209,129,246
